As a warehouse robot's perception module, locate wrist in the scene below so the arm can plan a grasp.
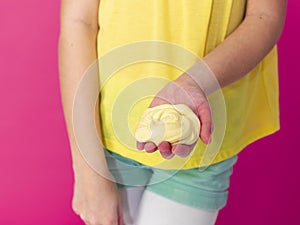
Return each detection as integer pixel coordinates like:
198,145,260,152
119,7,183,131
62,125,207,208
184,59,220,96
73,162,114,183
72,150,113,182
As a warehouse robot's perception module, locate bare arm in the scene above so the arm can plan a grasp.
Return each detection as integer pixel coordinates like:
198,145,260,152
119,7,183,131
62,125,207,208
58,0,124,224
58,0,104,175
140,0,287,158
202,0,287,93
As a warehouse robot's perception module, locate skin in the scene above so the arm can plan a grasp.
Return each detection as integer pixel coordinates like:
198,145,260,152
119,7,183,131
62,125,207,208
58,0,286,224
138,0,287,159
58,0,124,224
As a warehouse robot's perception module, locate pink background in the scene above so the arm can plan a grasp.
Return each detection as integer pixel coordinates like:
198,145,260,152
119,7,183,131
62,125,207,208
0,1,299,224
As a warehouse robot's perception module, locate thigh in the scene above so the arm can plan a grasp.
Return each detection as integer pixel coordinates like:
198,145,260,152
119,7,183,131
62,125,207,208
134,190,219,225
119,186,146,225
104,149,154,224
146,154,238,210
104,149,153,187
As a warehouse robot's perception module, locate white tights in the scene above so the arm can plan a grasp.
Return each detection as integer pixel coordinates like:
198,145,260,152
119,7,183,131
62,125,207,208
119,187,219,225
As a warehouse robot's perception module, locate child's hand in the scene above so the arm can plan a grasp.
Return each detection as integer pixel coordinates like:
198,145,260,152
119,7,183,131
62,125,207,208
72,167,124,225
136,72,212,159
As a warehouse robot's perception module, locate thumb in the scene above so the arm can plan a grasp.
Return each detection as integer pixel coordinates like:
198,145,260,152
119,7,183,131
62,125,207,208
149,95,170,108
195,101,213,144
118,199,125,225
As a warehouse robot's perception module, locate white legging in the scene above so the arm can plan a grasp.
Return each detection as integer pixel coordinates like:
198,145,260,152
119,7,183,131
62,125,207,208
119,187,219,225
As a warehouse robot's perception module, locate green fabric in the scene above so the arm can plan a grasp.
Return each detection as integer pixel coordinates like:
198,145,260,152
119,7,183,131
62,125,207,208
105,149,238,210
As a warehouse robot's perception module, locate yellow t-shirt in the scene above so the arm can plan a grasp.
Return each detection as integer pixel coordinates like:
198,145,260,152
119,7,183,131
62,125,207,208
96,0,280,169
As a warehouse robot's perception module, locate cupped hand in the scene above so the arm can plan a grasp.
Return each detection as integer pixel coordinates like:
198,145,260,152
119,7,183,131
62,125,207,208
136,73,212,159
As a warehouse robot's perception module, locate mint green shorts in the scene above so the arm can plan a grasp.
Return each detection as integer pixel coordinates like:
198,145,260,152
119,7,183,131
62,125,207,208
105,149,238,210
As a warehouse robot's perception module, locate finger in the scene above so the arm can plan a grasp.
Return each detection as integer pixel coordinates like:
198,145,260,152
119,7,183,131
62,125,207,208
158,141,172,152
118,200,125,225
158,142,174,159
172,143,195,158
119,215,125,225
196,101,213,144
136,141,145,150
144,142,157,153
160,151,174,159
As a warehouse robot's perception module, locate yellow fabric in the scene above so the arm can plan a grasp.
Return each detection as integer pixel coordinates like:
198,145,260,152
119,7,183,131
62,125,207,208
96,0,280,169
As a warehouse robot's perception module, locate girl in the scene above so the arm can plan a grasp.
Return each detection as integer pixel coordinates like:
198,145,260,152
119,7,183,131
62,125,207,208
58,0,286,224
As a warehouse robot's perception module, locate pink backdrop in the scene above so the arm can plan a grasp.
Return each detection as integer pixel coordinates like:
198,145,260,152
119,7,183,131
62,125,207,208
0,1,299,224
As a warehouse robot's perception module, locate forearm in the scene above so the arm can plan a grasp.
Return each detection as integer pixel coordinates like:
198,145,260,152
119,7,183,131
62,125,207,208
189,1,286,95
58,21,108,176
